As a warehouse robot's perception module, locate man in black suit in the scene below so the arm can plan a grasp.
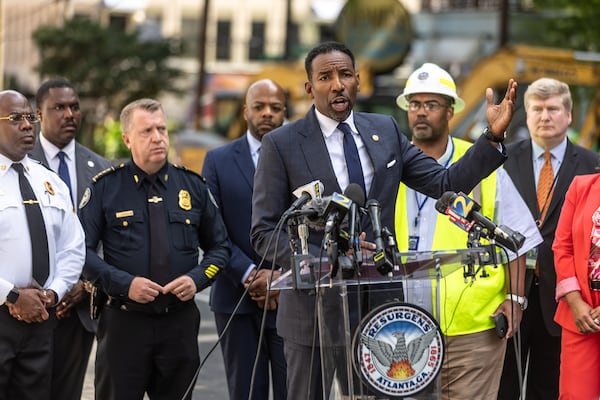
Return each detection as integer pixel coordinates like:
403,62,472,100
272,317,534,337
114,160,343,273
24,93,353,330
202,79,288,400
250,41,517,400
498,78,600,399
30,78,112,400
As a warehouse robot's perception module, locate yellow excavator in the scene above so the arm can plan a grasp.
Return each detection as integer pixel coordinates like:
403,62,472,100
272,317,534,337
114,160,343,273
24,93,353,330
449,44,600,150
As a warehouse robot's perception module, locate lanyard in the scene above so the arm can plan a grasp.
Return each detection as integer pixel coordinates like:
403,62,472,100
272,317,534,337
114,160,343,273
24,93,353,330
412,139,455,230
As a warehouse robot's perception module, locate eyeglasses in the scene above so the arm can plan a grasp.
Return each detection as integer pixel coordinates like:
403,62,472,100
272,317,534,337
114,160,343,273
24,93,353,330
407,101,449,113
0,113,39,124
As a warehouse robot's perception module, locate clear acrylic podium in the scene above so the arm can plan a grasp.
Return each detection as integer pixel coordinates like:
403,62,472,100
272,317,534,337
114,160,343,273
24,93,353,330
271,247,496,399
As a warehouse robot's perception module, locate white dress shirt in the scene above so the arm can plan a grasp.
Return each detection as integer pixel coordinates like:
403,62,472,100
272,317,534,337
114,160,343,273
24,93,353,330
314,109,374,195
0,154,85,303
38,133,78,205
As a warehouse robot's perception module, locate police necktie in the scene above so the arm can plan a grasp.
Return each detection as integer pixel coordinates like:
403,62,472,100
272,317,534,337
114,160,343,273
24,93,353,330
13,163,50,286
146,176,171,285
57,151,73,205
536,151,554,225
338,122,366,195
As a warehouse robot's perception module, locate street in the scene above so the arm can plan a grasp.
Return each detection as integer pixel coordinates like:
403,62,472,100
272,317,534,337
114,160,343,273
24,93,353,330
81,290,228,399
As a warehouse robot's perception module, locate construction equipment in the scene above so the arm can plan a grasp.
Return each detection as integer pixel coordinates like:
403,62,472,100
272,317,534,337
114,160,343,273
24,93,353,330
449,45,600,150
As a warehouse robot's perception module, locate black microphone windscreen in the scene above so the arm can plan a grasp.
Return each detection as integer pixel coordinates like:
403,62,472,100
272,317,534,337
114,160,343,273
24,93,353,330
365,198,380,209
434,191,457,214
344,183,365,207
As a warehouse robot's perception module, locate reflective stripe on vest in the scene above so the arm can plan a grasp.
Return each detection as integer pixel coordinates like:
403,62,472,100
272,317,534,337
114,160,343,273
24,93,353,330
394,137,504,336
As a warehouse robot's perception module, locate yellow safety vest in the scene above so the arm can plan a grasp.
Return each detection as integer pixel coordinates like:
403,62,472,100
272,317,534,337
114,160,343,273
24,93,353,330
394,138,504,336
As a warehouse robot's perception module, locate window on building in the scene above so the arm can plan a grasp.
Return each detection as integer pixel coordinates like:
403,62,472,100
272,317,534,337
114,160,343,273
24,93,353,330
109,14,128,32
181,17,200,58
319,24,336,43
249,21,265,60
137,16,162,42
216,20,231,61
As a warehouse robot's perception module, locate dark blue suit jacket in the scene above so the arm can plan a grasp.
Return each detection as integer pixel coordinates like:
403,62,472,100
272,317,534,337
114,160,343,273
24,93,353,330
30,138,112,332
203,136,268,314
504,139,600,336
251,107,506,345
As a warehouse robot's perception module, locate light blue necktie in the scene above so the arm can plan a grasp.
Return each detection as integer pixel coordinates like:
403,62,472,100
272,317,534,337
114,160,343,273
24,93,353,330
338,122,366,195
57,151,73,204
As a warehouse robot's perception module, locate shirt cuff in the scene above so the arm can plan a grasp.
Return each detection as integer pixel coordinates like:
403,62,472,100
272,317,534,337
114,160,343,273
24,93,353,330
555,276,581,301
241,264,256,284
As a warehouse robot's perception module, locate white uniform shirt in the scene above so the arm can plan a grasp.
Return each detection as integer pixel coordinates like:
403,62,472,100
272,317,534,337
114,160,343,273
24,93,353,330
0,154,85,303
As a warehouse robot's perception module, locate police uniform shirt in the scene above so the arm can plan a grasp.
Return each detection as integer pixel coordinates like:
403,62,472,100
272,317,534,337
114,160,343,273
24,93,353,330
79,160,230,297
0,154,85,303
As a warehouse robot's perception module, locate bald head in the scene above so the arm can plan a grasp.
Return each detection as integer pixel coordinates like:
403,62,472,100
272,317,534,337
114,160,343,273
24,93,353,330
0,90,36,161
243,79,286,141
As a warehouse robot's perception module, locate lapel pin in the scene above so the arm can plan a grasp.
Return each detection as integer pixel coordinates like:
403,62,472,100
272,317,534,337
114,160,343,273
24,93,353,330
372,134,380,142
88,160,95,168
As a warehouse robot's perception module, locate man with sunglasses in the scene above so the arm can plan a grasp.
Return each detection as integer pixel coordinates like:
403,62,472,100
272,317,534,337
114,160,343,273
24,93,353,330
0,89,85,399
393,63,542,399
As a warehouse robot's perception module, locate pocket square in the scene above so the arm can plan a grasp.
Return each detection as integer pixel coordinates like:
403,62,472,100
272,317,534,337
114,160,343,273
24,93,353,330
387,160,397,168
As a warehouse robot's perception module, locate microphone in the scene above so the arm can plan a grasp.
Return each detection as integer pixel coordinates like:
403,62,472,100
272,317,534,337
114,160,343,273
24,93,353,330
295,192,352,231
365,199,394,275
283,180,324,218
344,183,365,257
323,192,352,234
435,191,525,252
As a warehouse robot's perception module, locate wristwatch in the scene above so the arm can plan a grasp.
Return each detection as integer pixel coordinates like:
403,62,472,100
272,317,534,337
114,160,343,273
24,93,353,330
6,288,19,304
506,293,528,310
483,126,506,143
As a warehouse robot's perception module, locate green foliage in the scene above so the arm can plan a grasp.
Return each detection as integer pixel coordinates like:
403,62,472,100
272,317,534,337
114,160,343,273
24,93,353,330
529,0,600,51
93,118,129,161
32,17,183,158
33,17,182,109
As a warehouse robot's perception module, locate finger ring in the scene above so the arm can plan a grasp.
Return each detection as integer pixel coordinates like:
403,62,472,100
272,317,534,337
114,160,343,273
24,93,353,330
594,318,600,325
62,301,67,306
16,315,21,320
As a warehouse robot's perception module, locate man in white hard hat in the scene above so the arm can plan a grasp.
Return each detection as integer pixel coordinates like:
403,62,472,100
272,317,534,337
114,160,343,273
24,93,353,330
394,63,542,399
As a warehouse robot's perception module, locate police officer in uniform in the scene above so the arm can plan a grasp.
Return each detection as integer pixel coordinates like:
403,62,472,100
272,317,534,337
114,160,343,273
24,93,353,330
0,89,85,400
79,98,230,400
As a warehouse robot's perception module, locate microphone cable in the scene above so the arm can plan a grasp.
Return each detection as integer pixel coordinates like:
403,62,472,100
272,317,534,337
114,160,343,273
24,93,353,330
180,212,290,400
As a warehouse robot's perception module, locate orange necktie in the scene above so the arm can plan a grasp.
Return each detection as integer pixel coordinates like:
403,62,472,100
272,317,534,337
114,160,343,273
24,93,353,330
537,151,554,225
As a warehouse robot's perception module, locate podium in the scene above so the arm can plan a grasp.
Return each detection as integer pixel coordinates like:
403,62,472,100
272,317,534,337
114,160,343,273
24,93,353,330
271,247,498,399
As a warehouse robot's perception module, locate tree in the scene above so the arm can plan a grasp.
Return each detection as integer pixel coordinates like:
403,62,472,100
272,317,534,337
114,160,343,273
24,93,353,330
33,17,183,154
528,0,600,51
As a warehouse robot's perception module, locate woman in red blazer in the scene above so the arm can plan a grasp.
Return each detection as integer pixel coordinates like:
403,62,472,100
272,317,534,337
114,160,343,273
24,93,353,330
553,171,600,399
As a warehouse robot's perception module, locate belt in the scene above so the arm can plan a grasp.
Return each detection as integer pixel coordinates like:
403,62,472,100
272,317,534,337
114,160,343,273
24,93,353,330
106,297,191,315
590,280,600,291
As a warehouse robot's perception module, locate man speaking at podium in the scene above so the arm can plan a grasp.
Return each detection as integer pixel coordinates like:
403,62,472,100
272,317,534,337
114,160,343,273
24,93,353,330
393,63,542,399
251,41,517,400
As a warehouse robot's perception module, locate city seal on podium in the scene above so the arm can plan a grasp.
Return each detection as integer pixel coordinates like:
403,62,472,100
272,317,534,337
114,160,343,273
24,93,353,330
353,302,444,398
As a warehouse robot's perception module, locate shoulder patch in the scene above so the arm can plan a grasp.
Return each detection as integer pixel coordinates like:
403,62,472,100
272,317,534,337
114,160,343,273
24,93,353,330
92,163,124,183
172,163,206,183
79,187,91,209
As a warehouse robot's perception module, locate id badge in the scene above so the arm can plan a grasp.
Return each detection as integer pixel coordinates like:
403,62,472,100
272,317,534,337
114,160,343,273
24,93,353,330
408,235,420,251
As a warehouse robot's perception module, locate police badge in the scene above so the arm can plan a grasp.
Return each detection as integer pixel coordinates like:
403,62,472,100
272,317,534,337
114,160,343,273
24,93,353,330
178,189,192,210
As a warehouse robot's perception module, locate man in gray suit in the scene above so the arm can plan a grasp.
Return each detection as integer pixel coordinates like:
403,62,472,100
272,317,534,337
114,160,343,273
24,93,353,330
250,41,518,399
30,78,112,400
